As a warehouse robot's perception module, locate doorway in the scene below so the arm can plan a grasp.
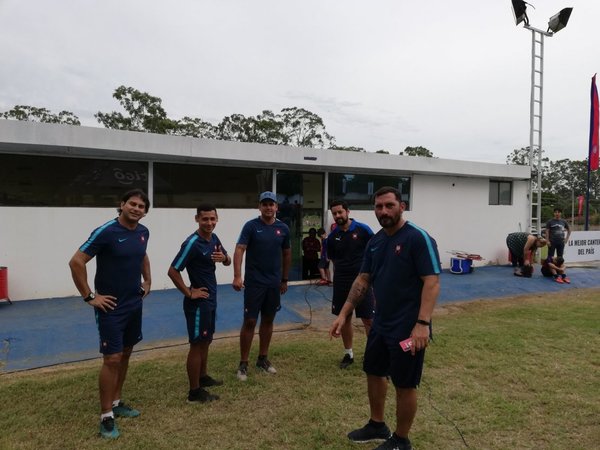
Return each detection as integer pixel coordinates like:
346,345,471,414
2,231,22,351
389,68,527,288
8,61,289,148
276,171,324,281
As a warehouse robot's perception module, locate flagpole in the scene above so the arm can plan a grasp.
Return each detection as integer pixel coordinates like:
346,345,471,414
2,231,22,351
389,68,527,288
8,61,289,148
586,158,591,230
586,73,599,231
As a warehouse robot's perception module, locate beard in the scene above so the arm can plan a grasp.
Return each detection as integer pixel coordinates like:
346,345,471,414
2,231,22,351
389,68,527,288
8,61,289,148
335,216,348,226
377,214,400,229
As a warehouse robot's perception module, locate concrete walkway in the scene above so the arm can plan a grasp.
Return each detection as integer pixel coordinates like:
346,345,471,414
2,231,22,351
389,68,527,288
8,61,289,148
1,265,599,373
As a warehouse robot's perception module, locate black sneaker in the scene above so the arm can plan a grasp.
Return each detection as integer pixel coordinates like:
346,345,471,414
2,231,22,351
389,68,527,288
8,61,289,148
187,387,219,403
199,375,223,387
256,357,277,374
347,421,391,443
99,416,119,439
373,433,413,450
340,354,354,369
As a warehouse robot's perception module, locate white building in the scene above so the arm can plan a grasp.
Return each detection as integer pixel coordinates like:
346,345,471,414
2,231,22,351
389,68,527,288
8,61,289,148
0,120,530,301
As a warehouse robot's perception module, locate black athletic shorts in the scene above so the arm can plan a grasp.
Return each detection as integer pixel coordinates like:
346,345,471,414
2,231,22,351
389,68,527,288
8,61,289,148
363,329,425,389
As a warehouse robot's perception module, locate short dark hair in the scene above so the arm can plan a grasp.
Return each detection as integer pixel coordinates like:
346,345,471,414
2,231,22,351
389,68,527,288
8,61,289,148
119,189,150,213
556,257,565,265
317,227,326,236
374,186,402,202
329,199,348,211
553,207,563,213
196,204,217,215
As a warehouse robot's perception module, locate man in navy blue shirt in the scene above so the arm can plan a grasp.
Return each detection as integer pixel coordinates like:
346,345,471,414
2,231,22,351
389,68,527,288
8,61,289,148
69,189,151,439
327,200,374,369
232,191,291,381
168,204,230,403
330,187,440,450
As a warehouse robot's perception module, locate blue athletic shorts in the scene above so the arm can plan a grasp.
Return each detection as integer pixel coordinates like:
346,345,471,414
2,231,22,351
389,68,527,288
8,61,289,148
183,298,216,343
244,285,281,319
96,305,143,355
363,329,425,388
331,279,374,319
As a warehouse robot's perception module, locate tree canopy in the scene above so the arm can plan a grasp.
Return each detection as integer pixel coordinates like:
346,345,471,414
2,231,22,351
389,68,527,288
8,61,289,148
400,146,435,157
1,105,80,125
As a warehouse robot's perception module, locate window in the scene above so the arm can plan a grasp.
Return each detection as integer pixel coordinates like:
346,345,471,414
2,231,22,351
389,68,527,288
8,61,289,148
328,173,411,210
489,180,512,205
0,154,147,207
154,162,272,208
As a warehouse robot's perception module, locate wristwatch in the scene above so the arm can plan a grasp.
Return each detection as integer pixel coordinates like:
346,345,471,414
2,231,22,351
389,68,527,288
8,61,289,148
83,292,96,302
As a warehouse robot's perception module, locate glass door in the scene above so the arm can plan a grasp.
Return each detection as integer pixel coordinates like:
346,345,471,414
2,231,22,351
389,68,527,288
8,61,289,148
276,171,324,281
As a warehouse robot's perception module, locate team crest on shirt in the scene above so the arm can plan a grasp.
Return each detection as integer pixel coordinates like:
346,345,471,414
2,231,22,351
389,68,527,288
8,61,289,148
202,330,208,337
352,233,358,239
141,235,145,242
276,229,281,236
395,244,402,255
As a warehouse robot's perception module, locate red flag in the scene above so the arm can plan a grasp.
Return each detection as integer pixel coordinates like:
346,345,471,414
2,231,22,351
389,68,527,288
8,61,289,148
577,195,584,216
589,74,599,171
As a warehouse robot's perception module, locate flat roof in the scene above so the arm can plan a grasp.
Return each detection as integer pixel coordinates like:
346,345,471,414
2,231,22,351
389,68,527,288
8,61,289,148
0,120,530,180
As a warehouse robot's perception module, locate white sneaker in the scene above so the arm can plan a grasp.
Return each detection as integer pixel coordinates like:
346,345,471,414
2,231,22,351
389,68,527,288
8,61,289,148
237,363,248,381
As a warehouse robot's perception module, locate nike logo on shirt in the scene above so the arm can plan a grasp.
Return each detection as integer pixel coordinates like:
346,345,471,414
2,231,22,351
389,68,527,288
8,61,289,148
118,238,128,243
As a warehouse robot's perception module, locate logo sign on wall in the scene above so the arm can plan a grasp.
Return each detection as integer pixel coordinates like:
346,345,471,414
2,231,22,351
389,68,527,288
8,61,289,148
563,231,600,262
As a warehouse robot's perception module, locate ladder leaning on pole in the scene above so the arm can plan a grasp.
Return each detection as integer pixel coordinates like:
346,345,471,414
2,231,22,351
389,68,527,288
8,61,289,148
526,25,550,238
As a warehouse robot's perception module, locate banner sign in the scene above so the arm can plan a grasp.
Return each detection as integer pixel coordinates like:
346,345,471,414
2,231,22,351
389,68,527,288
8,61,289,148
563,231,600,262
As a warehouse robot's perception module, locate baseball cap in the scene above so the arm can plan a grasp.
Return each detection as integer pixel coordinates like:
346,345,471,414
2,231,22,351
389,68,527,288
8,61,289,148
259,191,278,203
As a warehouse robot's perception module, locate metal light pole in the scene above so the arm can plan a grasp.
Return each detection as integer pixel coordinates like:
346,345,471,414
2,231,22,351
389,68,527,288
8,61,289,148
511,2,573,236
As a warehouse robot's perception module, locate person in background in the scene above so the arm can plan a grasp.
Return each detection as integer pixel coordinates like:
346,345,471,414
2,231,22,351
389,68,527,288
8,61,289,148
302,227,321,280
316,227,332,286
541,256,570,284
545,208,571,259
168,204,230,403
327,200,374,369
505,232,547,277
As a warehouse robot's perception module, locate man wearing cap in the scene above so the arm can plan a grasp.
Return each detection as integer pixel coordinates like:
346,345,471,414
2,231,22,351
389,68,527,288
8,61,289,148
232,191,292,381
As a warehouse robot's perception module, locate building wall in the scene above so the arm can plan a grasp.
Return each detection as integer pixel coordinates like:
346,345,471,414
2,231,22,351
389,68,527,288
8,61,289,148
0,174,529,301
0,121,532,301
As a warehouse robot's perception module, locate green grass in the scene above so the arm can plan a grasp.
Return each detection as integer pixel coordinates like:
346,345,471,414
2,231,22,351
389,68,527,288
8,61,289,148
1,290,598,449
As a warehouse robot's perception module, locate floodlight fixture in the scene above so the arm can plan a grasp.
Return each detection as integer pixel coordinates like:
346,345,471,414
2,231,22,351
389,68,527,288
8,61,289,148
511,0,529,26
547,7,573,33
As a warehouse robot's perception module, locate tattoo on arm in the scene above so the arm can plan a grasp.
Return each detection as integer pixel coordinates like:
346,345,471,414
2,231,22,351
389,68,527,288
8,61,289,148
346,274,370,307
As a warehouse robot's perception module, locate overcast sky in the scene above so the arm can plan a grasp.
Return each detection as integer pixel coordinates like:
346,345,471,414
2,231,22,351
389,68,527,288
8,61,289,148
1,0,598,164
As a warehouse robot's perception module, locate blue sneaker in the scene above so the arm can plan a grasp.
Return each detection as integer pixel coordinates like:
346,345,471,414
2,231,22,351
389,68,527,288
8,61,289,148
99,417,119,439
113,401,140,418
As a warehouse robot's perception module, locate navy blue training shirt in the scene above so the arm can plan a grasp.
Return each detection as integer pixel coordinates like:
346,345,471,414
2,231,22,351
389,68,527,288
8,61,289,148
327,219,374,280
237,217,290,287
170,231,227,308
361,221,440,340
79,218,149,311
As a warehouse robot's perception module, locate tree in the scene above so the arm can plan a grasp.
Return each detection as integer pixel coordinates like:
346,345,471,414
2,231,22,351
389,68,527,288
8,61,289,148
375,149,390,154
95,85,179,134
1,105,80,125
279,107,334,148
400,146,434,157
174,116,219,139
330,146,365,152
216,113,255,143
